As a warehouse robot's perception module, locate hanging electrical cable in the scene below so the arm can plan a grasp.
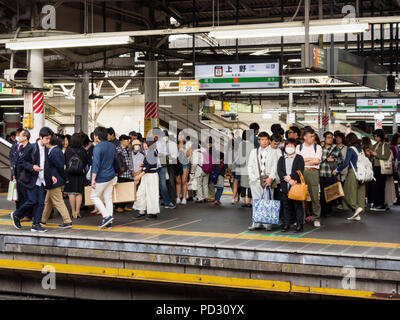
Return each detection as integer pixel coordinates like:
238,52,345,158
287,0,303,22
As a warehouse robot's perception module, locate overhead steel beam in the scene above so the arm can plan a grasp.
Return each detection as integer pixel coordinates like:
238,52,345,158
2,17,398,45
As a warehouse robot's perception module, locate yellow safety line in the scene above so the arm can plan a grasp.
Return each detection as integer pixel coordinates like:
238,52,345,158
1,219,400,249
0,209,13,215
291,285,376,299
0,258,388,299
0,258,290,293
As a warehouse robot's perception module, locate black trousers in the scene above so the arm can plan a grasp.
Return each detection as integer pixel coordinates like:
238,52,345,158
320,176,336,215
240,187,252,198
368,166,386,207
394,171,400,203
282,193,304,227
15,183,26,210
167,165,177,204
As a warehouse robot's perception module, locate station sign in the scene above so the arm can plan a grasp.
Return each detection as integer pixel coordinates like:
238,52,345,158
0,82,2,93
374,113,384,129
328,48,365,86
178,80,199,93
0,87,23,95
356,97,399,112
287,113,296,125
301,45,327,71
312,46,327,71
45,105,55,115
195,60,281,90
328,48,388,91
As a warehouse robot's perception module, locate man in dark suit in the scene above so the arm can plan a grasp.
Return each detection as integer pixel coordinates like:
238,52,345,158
11,127,55,232
9,128,24,209
40,135,72,228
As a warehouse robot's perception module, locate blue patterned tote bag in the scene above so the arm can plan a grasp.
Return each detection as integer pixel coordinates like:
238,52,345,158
252,187,280,225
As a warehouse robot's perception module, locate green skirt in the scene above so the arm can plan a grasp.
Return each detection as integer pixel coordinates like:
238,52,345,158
342,169,366,211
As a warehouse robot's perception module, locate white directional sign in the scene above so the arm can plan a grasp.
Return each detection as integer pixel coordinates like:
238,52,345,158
195,61,281,90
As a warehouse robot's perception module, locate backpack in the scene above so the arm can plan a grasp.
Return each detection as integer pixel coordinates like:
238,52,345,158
67,149,84,175
350,146,374,183
114,146,128,176
201,151,213,174
211,162,224,184
299,143,317,153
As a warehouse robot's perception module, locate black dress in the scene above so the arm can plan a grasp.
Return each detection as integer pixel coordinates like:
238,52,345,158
64,147,89,195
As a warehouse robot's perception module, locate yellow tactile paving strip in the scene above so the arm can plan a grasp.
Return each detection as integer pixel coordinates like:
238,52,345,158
0,213,400,249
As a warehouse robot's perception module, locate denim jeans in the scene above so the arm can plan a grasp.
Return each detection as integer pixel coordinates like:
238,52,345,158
14,184,46,225
215,187,223,202
157,166,171,205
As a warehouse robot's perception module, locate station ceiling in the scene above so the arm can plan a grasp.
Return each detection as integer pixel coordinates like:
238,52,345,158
0,0,400,93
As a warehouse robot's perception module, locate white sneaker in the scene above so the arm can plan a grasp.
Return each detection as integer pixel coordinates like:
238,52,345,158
265,224,273,231
181,198,187,205
314,221,321,227
176,198,181,204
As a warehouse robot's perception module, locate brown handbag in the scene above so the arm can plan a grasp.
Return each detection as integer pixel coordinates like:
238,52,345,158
288,170,308,201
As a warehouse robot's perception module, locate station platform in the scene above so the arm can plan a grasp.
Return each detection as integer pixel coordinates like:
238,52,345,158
0,194,400,300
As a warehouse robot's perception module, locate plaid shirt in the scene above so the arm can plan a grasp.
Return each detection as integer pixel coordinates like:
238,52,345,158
319,144,343,177
116,145,133,180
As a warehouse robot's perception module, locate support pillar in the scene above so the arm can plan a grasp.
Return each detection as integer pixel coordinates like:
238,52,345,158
287,92,295,129
27,49,44,140
304,0,310,69
75,71,89,134
144,60,159,137
393,113,399,133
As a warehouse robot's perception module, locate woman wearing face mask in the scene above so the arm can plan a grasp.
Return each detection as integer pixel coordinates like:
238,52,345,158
277,139,305,233
132,139,145,180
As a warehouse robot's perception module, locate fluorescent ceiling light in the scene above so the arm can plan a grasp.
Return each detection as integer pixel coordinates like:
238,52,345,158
0,97,24,101
243,89,305,94
288,75,329,80
169,34,192,42
288,58,302,62
6,35,133,50
250,48,270,56
174,68,183,75
182,62,193,66
341,87,379,93
159,92,206,97
209,23,369,39
53,83,75,86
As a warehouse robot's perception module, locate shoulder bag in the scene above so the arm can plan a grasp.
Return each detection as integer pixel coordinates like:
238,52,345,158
380,143,393,175
288,170,308,201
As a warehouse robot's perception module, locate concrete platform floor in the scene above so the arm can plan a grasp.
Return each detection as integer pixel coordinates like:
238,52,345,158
1,193,400,260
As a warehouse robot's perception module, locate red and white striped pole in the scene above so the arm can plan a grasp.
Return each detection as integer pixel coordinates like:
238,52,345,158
144,60,158,137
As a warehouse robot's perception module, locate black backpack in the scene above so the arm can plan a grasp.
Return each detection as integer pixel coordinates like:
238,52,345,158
67,149,84,174
114,146,128,176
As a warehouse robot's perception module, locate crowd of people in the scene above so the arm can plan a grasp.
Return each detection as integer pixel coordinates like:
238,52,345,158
7,121,399,233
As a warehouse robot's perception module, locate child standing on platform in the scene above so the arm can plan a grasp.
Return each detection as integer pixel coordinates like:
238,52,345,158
212,153,229,205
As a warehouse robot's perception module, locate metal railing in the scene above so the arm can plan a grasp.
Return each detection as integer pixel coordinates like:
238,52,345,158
0,138,11,181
